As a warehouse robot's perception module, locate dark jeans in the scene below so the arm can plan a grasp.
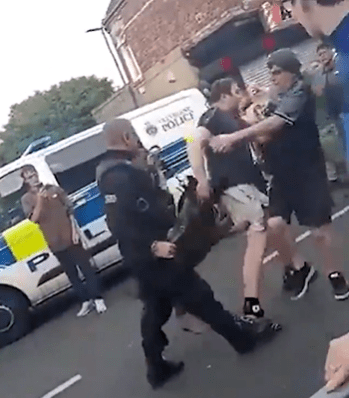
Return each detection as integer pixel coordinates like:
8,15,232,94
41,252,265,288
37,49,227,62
54,244,102,303
140,269,255,365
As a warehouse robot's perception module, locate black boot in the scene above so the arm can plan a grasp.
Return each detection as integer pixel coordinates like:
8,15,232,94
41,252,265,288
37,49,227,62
230,315,281,354
146,358,184,389
228,315,258,354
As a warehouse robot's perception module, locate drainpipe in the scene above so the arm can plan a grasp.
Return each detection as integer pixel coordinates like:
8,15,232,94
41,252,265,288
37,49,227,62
102,25,139,109
86,26,138,109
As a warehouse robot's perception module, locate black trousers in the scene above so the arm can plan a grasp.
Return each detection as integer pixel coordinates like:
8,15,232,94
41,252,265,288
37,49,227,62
139,266,254,365
54,243,102,303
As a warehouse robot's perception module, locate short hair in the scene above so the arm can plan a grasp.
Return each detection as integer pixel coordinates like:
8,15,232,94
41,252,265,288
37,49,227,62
102,118,139,150
20,164,37,179
209,78,237,105
103,118,136,136
316,42,333,52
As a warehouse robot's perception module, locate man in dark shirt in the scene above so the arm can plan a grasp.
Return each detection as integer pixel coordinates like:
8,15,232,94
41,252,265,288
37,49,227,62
211,49,349,302
21,164,107,317
188,77,274,321
96,118,278,390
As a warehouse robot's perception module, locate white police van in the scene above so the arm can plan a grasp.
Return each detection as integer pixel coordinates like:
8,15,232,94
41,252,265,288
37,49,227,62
0,88,207,346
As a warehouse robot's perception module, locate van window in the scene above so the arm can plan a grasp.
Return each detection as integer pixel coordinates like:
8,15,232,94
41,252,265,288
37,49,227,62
45,133,106,195
53,153,106,195
0,169,26,233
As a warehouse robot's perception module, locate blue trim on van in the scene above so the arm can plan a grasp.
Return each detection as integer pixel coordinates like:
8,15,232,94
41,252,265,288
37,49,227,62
160,138,190,179
70,182,105,228
0,236,16,266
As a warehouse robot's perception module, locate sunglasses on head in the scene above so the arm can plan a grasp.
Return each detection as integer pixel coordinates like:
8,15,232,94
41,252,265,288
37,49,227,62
269,68,284,76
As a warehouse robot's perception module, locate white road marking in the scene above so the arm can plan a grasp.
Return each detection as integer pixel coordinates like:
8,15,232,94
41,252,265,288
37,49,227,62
260,204,349,397
40,375,82,398
263,205,349,265
36,205,349,398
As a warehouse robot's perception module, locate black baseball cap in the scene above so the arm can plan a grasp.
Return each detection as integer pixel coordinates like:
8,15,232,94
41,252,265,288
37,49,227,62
267,48,302,75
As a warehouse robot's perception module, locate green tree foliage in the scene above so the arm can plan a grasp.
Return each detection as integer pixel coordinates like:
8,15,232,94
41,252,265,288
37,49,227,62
0,76,114,165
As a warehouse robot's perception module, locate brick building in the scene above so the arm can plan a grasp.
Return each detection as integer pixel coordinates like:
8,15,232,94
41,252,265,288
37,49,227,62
94,0,317,122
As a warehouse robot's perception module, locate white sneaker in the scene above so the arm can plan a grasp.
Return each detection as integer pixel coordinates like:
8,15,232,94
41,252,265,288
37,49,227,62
94,299,107,314
77,300,94,317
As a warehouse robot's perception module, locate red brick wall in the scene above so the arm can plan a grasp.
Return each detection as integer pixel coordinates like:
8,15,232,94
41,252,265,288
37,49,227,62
117,0,242,73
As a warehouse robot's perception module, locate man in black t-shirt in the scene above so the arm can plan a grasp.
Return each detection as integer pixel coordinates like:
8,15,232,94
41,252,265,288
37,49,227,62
188,77,276,321
210,49,349,302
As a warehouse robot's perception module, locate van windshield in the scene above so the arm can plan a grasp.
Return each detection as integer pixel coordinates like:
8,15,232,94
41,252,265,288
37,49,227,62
0,169,26,233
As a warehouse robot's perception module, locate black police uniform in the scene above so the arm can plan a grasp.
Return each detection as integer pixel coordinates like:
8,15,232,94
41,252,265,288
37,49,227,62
96,151,267,387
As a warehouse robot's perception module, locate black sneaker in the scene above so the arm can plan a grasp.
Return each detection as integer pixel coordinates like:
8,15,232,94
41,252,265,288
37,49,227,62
147,360,184,389
329,272,349,301
289,263,318,301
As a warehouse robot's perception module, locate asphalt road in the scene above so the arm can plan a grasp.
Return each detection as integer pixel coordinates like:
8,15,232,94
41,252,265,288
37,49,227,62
2,185,349,398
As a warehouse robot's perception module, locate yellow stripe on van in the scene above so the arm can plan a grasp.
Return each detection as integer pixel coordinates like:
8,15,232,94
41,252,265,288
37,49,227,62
3,219,48,262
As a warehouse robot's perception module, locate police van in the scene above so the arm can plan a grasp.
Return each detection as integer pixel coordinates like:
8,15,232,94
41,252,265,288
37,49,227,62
0,88,207,346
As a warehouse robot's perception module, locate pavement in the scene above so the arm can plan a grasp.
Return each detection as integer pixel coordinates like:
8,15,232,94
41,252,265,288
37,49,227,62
2,185,349,398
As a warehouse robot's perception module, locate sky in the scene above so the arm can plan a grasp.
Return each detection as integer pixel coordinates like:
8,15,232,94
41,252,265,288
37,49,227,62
0,0,123,129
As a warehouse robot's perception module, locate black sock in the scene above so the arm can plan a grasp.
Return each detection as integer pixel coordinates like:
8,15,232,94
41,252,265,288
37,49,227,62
243,297,264,318
284,263,296,272
300,262,310,271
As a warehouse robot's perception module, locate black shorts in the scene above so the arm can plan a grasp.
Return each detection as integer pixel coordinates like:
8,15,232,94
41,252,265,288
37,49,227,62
268,166,333,228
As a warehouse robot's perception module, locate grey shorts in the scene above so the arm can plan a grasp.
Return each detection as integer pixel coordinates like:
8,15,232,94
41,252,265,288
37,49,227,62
220,184,269,231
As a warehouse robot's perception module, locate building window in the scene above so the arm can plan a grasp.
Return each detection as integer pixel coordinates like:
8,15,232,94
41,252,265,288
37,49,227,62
119,43,143,83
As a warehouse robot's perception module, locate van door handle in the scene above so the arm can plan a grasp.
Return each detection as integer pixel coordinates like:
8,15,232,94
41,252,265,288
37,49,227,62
75,199,87,206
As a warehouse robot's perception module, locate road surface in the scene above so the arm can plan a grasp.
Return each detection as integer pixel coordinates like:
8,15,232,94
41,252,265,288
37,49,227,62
1,186,349,398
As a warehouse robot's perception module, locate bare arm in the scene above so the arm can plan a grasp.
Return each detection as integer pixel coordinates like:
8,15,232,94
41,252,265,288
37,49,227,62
56,187,74,215
210,116,285,153
231,115,285,143
29,195,45,223
187,126,212,185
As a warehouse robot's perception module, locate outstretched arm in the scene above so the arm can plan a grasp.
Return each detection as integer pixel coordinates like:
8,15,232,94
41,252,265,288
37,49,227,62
210,116,285,153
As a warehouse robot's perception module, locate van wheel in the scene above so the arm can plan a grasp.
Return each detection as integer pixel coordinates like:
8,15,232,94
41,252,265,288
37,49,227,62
0,288,31,347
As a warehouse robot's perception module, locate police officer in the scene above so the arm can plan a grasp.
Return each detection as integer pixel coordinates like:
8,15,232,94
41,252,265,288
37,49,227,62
96,118,277,390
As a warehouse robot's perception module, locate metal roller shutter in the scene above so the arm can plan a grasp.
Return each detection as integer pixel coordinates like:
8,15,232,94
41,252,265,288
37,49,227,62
240,39,318,88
